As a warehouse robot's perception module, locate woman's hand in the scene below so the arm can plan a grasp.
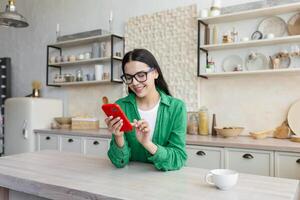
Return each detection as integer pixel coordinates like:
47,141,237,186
105,116,124,137
133,119,151,145
133,119,158,155
105,116,125,147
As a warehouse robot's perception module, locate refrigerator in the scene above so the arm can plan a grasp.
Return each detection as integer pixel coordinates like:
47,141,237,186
4,98,62,155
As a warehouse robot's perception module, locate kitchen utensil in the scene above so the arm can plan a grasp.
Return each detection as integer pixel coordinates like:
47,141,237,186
288,100,300,135
214,127,244,137
258,16,286,38
287,13,300,36
290,135,300,143
245,52,269,71
274,121,291,139
54,117,72,125
222,55,243,72
249,130,274,139
205,169,238,190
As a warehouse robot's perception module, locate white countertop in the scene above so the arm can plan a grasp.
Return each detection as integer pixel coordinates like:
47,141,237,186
35,129,300,153
0,151,298,200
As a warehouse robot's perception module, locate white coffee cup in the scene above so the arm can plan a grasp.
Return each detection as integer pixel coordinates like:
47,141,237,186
205,169,238,190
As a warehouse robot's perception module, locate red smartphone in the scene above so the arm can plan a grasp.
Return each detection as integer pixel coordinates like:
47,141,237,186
102,103,133,132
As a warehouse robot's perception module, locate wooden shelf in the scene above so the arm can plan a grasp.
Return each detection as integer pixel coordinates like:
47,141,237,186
51,80,111,86
48,34,123,48
201,68,300,77
201,35,300,51
198,2,300,24
48,56,122,67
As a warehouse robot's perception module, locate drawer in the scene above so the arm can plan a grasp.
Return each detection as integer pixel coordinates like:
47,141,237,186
275,151,300,179
225,148,274,176
84,138,110,158
61,136,82,153
186,145,224,169
38,134,59,151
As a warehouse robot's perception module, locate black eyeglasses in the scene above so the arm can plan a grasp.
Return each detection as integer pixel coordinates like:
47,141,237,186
120,68,155,85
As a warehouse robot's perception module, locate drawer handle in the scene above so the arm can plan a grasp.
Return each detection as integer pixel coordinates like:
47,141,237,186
93,141,99,145
296,159,300,164
45,136,51,140
243,153,254,159
196,151,206,156
68,139,73,143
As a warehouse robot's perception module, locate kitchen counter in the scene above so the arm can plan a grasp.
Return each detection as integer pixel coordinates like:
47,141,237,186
0,150,298,200
35,129,300,153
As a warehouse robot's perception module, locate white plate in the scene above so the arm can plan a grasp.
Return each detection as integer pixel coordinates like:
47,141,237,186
245,53,269,71
288,100,300,135
222,55,243,72
258,16,287,38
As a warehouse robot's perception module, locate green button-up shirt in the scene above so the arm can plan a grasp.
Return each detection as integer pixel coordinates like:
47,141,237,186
107,89,187,171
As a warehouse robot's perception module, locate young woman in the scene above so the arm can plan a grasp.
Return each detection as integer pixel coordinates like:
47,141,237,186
105,49,187,171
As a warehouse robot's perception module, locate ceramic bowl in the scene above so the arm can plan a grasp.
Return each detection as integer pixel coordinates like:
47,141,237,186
54,117,72,125
215,127,244,137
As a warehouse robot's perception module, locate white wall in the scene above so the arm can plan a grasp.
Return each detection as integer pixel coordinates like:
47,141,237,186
1,0,295,134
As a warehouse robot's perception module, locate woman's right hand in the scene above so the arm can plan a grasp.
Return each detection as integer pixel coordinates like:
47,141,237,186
105,116,124,137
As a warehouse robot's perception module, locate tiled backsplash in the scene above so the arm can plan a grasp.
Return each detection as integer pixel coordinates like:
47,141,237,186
125,5,199,111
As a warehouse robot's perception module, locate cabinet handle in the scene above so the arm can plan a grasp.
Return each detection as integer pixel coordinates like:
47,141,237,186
45,136,51,140
93,141,99,145
243,153,254,159
68,138,73,143
296,159,300,164
196,151,206,156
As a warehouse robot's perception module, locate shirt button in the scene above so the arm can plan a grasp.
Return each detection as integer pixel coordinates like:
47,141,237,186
121,160,124,164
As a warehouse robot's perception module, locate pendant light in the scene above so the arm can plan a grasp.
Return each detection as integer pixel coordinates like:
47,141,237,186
0,0,29,28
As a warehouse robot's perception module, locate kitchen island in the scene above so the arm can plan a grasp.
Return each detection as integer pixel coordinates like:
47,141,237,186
0,151,298,200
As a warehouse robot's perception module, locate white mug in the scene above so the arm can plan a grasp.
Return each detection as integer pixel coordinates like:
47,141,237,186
205,169,238,190
265,33,275,39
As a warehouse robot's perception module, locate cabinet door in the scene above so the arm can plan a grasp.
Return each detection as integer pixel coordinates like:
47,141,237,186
186,145,224,169
37,134,59,151
84,138,110,158
275,151,300,179
61,136,82,153
225,148,274,176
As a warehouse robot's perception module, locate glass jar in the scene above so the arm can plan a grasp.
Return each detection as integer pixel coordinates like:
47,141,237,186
76,69,83,81
198,106,209,135
187,113,198,135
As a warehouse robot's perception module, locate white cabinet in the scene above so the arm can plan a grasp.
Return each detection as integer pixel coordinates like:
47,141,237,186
37,134,59,151
186,145,224,169
275,151,300,179
225,148,274,176
36,133,110,158
84,138,110,158
60,136,82,153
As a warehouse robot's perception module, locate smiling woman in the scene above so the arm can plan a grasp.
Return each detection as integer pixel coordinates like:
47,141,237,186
105,49,187,171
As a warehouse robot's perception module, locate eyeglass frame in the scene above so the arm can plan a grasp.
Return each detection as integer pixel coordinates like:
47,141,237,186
120,68,155,85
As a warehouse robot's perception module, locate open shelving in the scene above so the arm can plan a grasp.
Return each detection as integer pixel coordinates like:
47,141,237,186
197,2,300,78
47,34,124,87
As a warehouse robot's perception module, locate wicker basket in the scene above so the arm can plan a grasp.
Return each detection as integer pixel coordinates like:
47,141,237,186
71,117,99,130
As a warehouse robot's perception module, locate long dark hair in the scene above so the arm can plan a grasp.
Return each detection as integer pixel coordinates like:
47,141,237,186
121,49,171,96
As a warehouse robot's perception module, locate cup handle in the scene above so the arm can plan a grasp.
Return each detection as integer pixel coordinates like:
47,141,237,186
205,173,214,185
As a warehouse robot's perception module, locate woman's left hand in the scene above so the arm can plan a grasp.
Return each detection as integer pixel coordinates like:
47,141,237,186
133,119,151,145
